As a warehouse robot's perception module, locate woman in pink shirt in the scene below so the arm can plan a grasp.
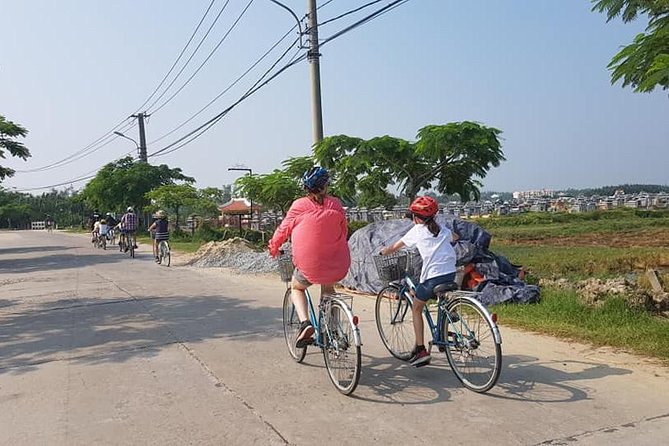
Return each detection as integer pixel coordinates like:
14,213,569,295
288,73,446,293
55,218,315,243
268,167,351,347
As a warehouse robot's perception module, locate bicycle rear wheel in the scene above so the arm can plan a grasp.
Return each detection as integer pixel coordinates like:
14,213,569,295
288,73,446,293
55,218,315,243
159,241,171,266
129,234,135,258
282,289,306,363
443,297,501,393
322,299,361,395
375,285,414,360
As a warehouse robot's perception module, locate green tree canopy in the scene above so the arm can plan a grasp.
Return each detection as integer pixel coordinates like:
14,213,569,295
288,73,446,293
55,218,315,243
592,0,669,92
145,183,200,227
234,165,303,215
0,115,31,180
81,157,194,213
314,122,505,205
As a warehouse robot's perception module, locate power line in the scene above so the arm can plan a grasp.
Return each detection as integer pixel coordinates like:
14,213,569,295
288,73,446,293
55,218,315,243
147,0,255,115
320,0,412,47
134,0,219,113
149,48,307,159
15,119,135,173
143,0,235,114
14,2,222,174
148,27,299,146
318,0,384,27
146,0,414,160
14,150,136,192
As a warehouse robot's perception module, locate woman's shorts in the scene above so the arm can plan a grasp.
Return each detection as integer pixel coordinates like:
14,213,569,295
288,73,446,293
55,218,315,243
414,272,456,301
292,268,312,287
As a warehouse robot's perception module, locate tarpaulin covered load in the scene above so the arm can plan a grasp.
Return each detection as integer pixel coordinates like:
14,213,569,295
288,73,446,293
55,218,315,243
342,215,540,306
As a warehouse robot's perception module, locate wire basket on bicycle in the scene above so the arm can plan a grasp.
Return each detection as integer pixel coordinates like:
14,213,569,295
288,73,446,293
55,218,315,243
373,251,409,282
277,252,295,282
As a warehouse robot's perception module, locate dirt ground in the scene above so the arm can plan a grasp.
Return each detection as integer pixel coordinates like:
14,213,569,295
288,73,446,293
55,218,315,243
500,229,669,248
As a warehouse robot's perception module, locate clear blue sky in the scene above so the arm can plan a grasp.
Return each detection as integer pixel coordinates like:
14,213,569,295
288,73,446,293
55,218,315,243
2,0,667,194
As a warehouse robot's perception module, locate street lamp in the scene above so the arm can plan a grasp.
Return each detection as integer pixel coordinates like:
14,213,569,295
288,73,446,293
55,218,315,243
114,131,140,158
228,166,253,231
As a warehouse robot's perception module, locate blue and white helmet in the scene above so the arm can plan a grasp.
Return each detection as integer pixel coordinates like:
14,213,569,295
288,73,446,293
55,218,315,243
302,166,329,192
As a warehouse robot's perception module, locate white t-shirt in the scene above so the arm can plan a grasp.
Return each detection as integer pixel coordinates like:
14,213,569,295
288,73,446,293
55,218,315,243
98,224,109,235
401,222,457,282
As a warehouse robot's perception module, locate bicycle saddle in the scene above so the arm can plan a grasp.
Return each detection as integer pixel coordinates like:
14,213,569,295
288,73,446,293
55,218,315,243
433,282,458,295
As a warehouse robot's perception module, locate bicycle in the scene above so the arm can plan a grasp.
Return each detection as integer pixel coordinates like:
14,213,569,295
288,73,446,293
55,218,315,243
118,231,136,258
98,233,107,250
278,252,362,395
157,240,170,266
107,228,116,245
374,251,502,393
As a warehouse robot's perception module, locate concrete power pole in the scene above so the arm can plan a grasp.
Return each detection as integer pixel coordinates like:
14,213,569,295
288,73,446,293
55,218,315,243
307,0,324,145
132,112,148,162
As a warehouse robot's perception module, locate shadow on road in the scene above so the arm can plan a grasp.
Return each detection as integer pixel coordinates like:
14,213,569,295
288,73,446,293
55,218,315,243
491,355,632,403
0,252,126,275
0,245,74,255
0,293,282,376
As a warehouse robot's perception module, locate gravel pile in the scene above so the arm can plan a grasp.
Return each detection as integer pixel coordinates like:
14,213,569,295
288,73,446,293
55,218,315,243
187,238,279,274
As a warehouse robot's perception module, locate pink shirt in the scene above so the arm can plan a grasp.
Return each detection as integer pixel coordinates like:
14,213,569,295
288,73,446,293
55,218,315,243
269,196,351,284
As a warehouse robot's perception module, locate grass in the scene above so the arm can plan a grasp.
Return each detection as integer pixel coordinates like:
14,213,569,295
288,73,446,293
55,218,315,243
493,287,669,363
134,235,203,254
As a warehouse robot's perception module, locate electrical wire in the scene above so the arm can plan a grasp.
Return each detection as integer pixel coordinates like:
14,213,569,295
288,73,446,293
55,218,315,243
143,0,237,114
318,0,384,27
15,119,136,173
149,48,306,159
134,0,219,113
14,149,136,192
14,1,221,174
320,0,411,46
148,27,299,146
146,1,413,160
147,0,255,115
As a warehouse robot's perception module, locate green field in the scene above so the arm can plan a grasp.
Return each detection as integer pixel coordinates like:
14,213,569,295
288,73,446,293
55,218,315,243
474,209,669,363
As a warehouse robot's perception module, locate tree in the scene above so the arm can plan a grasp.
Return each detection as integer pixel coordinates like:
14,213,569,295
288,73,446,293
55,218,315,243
145,184,200,228
81,157,194,213
0,115,31,180
592,0,669,92
234,167,303,215
314,122,505,205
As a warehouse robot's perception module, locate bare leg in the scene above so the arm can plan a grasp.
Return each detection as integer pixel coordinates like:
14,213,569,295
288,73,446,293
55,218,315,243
321,283,336,299
291,278,310,322
412,299,426,347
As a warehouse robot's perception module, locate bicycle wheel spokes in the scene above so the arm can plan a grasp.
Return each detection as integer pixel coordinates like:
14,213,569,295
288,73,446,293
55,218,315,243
444,299,501,393
282,289,306,363
375,286,414,360
322,300,361,395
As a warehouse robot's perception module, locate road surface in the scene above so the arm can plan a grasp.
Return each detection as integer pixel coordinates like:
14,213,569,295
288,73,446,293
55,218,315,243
1,230,668,445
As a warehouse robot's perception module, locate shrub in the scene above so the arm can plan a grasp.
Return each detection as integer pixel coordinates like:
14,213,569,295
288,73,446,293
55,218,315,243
348,220,369,239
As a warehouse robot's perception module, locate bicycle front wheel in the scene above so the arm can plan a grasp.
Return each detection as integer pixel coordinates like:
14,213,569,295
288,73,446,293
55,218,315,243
282,289,306,363
443,297,501,393
322,299,361,395
375,285,414,360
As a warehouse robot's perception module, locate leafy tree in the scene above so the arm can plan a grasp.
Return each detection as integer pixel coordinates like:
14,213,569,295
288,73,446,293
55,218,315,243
314,122,505,205
81,157,194,213
592,0,669,92
0,115,31,180
235,168,303,215
145,184,202,228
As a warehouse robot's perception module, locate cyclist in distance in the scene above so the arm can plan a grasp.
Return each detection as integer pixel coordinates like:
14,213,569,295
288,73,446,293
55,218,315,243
379,195,459,367
268,166,351,348
116,206,138,252
148,210,169,262
105,212,118,229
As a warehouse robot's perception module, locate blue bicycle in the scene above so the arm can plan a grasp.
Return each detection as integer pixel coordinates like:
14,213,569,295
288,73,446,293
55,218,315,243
278,253,362,395
374,252,502,393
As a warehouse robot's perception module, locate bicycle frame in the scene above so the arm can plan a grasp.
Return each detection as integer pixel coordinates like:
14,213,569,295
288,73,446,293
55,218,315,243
303,289,361,349
390,276,501,350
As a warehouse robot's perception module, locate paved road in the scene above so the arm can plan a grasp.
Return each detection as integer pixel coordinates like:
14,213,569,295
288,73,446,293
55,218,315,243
1,230,668,445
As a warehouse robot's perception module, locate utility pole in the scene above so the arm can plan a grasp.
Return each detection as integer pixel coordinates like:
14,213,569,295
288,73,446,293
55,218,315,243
307,0,324,145
132,112,148,162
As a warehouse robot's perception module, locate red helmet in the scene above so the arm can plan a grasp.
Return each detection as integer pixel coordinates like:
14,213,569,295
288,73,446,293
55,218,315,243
409,196,438,218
